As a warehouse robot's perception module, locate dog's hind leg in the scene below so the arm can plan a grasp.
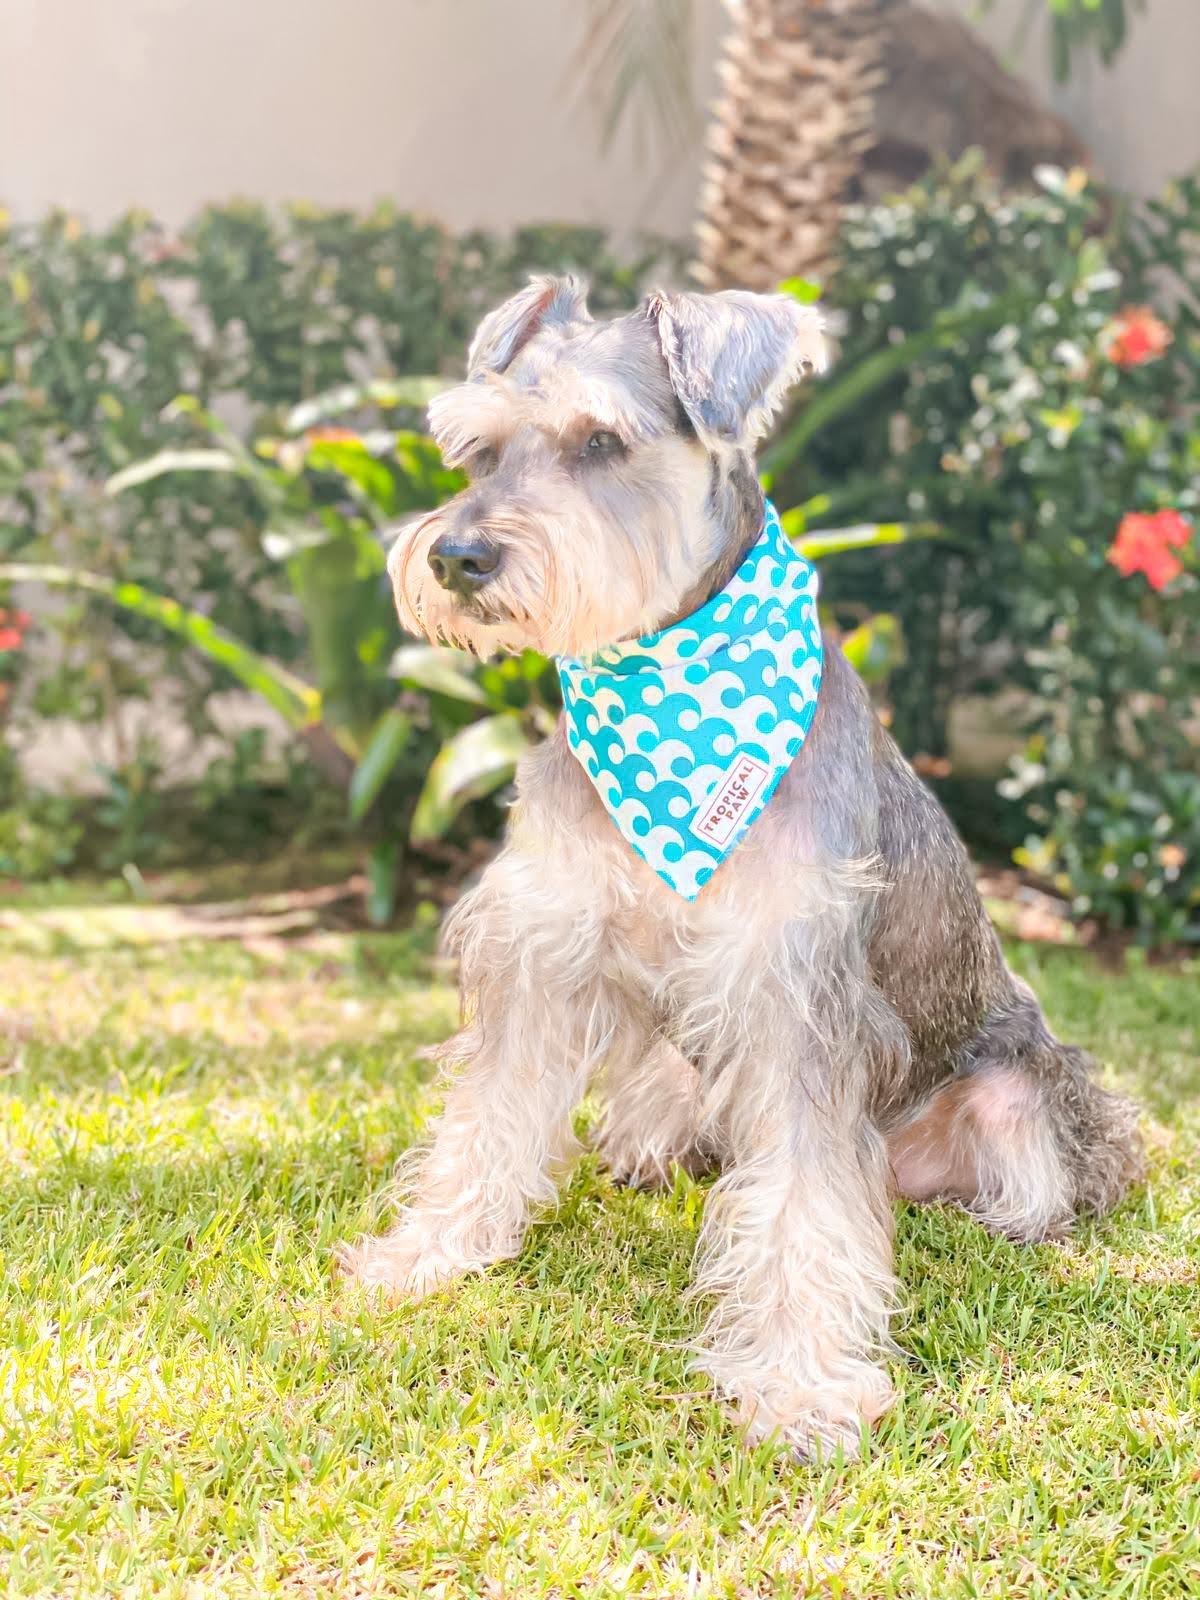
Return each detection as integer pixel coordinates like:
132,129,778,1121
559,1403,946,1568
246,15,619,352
887,979,1144,1241
594,1038,718,1190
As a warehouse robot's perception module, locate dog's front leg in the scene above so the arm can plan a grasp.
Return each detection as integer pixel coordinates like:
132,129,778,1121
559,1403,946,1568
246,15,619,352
344,845,628,1299
685,916,900,1459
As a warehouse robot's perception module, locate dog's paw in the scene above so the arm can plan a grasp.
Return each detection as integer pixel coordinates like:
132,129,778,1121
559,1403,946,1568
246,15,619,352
736,1397,867,1461
596,1136,714,1192
725,1366,895,1462
337,1230,464,1303
599,1146,675,1192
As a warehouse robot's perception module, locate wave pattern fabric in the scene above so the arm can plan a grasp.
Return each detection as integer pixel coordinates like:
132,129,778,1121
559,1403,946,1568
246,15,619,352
556,500,822,900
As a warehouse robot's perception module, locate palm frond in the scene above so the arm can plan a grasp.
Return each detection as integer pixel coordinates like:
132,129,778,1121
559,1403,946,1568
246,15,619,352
568,0,698,158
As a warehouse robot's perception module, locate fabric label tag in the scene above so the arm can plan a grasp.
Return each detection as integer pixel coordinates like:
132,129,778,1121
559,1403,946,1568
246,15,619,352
690,752,771,847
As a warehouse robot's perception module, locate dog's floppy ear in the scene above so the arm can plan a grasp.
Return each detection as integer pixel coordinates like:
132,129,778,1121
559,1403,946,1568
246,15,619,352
645,289,826,449
467,275,591,379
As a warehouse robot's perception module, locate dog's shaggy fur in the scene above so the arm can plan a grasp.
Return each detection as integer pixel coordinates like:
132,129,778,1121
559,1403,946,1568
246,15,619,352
343,278,1144,1457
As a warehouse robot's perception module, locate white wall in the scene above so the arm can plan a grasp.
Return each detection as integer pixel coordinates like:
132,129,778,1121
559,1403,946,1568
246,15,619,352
0,0,722,236
1,0,1196,236
954,0,1200,196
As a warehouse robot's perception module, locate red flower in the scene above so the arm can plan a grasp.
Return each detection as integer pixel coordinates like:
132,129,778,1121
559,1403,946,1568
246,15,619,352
1104,306,1172,368
1107,509,1193,591
0,608,30,650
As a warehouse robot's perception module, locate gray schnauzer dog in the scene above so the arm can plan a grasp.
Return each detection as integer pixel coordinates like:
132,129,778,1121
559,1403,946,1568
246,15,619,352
344,277,1144,1457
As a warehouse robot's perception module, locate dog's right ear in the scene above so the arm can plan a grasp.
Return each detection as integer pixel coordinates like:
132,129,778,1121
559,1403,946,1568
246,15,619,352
467,275,591,379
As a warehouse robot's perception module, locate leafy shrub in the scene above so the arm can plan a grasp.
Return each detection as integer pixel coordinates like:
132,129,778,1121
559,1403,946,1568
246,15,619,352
772,158,1199,942
0,203,679,746
4,178,1197,943
4,382,908,917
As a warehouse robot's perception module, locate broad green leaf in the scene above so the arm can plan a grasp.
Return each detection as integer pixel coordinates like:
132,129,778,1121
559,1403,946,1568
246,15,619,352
391,431,466,510
410,714,530,843
348,708,413,822
839,612,906,684
365,839,400,927
0,562,326,736
285,524,393,748
304,438,398,519
287,378,448,433
389,643,489,706
106,449,242,495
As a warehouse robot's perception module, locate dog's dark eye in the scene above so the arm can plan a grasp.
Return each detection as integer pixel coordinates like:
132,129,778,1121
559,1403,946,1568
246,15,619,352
582,430,623,460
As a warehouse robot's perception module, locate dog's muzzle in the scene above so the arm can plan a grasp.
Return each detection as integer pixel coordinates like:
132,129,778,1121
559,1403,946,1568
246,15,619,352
427,533,501,599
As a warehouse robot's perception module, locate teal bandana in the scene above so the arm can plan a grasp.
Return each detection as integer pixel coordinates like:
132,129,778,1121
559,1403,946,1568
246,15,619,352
556,500,822,900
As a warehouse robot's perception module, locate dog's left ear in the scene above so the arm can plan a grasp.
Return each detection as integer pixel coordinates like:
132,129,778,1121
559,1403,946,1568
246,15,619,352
645,290,826,450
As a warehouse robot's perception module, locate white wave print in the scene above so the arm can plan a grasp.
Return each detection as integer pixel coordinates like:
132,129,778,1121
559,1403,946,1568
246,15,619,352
616,711,664,748
671,843,726,898
608,793,654,835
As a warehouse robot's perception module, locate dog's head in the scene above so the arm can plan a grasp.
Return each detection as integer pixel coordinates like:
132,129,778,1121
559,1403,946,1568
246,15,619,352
387,276,825,656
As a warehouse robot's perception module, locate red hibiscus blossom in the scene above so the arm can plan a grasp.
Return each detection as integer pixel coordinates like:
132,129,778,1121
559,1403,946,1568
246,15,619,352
0,607,29,652
1104,306,1172,368
1107,510,1193,591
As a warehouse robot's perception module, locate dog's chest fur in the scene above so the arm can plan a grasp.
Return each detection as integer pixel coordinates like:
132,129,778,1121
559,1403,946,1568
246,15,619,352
509,715,837,1026
505,643,1012,1118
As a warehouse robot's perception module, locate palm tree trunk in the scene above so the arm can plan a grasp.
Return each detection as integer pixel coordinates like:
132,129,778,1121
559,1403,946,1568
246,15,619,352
694,0,887,291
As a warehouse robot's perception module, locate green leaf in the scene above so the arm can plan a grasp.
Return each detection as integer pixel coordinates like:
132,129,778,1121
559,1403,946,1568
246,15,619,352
0,562,324,735
839,613,906,684
389,643,489,706
284,524,392,749
365,839,400,927
287,377,448,433
785,520,941,560
303,439,398,519
105,449,242,495
1038,404,1083,439
348,708,413,822
779,276,823,305
261,521,336,561
410,714,530,843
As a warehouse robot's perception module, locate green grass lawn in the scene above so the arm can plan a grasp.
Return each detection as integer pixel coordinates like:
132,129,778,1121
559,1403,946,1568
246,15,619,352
1,906,1197,1598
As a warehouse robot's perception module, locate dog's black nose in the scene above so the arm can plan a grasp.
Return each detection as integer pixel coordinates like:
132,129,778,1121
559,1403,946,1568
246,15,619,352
427,534,501,596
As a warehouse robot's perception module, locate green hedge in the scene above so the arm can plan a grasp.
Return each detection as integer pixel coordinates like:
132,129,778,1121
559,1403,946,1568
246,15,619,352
0,204,679,722
775,161,1200,942
2,181,1198,944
